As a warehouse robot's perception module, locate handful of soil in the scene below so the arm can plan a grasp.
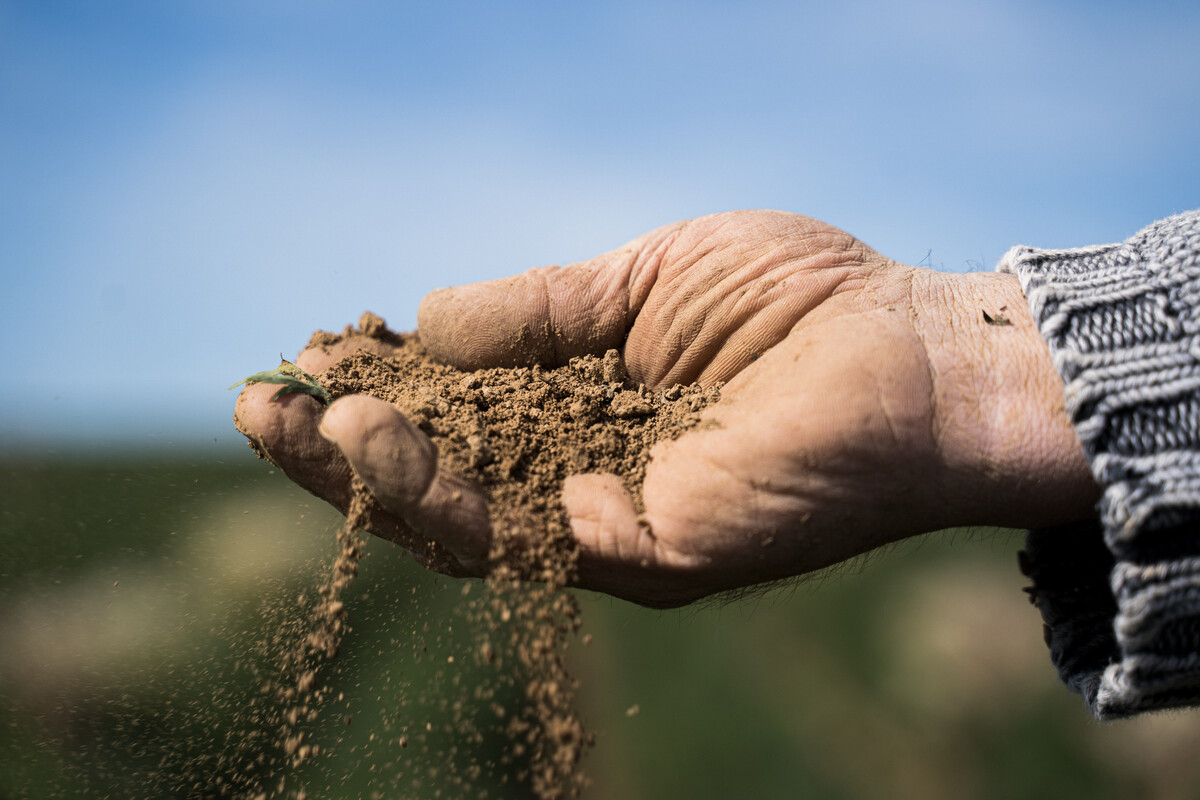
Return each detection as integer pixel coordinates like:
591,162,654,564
309,313,721,534
254,312,720,799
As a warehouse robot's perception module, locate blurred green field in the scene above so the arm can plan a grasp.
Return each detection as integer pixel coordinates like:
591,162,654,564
4,455,1200,799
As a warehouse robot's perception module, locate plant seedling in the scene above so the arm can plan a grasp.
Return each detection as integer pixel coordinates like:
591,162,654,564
230,357,332,405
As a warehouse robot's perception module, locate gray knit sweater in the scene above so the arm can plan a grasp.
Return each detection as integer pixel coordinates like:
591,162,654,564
998,209,1200,718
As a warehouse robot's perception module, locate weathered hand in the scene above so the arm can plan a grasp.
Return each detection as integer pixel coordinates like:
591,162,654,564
235,211,1099,606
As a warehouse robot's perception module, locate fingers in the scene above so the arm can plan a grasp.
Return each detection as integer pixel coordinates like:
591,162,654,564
561,472,709,608
234,384,477,576
234,382,356,509
319,395,492,572
417,223,684,370
295,333,402,373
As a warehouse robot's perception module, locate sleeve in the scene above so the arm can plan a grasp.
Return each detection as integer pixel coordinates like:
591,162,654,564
998,208,1200,718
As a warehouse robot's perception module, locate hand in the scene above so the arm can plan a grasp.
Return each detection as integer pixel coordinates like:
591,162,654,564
234,211,1100,606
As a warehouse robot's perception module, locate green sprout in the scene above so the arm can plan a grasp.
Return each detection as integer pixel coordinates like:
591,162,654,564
230,357,332,405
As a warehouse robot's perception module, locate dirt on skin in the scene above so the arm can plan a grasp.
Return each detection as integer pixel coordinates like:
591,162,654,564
249,311,720,799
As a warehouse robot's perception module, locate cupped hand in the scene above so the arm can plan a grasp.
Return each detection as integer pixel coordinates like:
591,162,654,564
235,211,1100,606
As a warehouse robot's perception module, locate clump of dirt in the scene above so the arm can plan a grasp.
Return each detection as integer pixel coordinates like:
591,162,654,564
256,312,720,799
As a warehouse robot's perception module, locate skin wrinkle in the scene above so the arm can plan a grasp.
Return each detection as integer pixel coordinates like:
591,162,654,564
572,476,677,570
624,225,683,331
590,254,636,350
874,379,906,457
677,217,734,264
738,466,782,563
587,481,633,565
535,268,561,366
727,264,801,314
907,271,964,465
697,302,788,386
577,481,637,565
902,270,947,490
649,444,749,563
657,295,712,386
625,249,658,332
628,280,698,386
953,286,1002,437
694,439,849,579
831,269,870,299
697,266,831,380
953,282,1014,483
601,503,627,564
538,246,641,364
648,243,828,386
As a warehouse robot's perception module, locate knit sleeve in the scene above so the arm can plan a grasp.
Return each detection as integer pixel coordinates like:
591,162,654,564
998,209,1200,718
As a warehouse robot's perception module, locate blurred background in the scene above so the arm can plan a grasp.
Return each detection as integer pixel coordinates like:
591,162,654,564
3,1,1200,797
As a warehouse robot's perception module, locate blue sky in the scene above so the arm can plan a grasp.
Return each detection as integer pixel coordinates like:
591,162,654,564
3,0,1198,453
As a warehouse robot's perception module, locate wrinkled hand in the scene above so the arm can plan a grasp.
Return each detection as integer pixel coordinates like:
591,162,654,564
235,211,1099,606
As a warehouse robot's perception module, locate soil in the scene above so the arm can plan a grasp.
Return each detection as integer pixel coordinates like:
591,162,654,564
255,312,720,799
270,476,369,771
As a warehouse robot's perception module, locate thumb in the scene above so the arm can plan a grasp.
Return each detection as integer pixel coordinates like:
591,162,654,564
416,222,684,370
561,472,707,608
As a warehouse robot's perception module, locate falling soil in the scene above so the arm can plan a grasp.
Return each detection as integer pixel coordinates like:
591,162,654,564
246,312,720,799
269,477,369,774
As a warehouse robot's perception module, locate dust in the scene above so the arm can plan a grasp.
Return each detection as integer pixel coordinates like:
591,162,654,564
250,312,719,798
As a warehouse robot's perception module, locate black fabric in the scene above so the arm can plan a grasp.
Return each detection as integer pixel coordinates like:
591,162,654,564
1020,521,1119,706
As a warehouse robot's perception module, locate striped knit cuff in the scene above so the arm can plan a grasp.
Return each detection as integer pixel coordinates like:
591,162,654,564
999,209,1200,718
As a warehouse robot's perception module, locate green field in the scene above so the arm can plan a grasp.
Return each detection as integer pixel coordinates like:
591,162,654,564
4,456,1200,799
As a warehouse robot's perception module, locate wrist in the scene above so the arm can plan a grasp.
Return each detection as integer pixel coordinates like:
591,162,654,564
912,269,1100,529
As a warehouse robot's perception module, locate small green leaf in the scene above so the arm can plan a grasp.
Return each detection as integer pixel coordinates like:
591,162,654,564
230,358,332,405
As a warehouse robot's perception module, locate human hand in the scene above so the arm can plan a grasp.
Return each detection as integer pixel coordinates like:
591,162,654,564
234,211,1100,606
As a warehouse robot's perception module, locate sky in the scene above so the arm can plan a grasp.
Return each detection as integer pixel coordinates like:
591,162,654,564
2,0,1199,454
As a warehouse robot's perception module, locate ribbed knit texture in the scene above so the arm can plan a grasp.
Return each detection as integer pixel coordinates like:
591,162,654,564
999,209,1200,717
